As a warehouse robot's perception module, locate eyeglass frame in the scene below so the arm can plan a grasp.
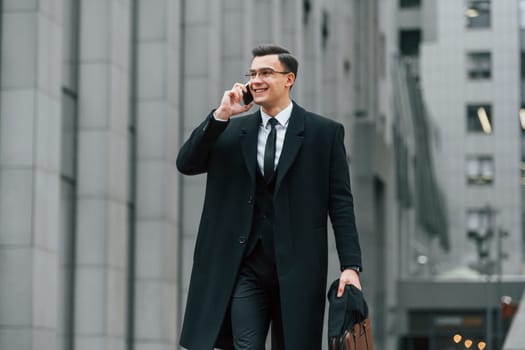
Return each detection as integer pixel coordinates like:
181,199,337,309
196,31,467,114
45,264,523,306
244,67,292,80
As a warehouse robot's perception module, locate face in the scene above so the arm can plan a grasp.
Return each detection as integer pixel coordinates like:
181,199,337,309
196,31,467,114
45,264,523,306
248,54,295,110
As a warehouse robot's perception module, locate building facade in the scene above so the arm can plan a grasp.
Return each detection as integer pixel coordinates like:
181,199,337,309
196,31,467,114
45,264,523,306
1,0,181,349
0,0,471,349
396,1,525,349
419,0,522,275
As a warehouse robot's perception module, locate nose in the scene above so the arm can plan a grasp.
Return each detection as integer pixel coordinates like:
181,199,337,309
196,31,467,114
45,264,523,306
251,72,264,83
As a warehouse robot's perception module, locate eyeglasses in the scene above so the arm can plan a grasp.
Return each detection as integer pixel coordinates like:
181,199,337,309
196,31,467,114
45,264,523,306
245,68,291,80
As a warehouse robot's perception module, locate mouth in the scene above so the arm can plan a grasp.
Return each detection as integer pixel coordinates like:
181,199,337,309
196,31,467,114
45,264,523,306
252,87,268,95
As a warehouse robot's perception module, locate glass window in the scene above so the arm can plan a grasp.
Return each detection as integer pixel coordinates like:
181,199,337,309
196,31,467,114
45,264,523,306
465,0,491,28
400,0,421,8
59,2,79,349
466,155,494,185
467,52,491,79
467,104,493,134
399,30,421,56
58,91,77,350
61,92,77,180
466,208,492,234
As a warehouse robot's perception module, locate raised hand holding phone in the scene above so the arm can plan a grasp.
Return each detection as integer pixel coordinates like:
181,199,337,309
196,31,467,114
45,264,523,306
213,83,253,120
242,83,254,105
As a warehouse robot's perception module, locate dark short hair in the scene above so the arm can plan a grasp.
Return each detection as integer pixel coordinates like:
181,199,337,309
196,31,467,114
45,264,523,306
252,44,299,78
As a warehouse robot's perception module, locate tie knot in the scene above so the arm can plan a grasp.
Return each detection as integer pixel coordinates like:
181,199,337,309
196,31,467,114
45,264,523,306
268,118,278,129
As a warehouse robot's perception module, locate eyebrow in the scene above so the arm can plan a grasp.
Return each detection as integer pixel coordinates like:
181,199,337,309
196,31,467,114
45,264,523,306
248,67,277,71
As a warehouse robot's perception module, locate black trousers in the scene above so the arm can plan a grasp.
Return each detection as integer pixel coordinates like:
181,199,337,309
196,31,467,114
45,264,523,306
230,242,285,350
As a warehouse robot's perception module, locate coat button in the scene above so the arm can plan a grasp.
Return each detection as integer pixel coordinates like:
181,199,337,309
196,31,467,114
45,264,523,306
247,196,253,204
238,235,247,244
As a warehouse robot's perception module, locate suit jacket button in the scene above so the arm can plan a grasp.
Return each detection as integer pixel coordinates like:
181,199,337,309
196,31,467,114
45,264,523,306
238,236,247,244
247,196,253,204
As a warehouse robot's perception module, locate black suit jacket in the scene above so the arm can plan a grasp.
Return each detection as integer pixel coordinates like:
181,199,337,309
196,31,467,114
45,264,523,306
177,102,361,350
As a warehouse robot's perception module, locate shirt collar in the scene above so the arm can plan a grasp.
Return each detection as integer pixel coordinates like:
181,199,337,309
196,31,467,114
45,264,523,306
260,102,293,128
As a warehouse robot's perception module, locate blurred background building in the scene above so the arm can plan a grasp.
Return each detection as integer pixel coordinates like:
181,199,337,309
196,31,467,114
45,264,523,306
396,0,525,349
0,0,524,350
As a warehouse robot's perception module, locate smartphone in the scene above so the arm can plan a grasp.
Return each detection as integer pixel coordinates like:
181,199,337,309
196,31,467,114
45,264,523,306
242,83,253,105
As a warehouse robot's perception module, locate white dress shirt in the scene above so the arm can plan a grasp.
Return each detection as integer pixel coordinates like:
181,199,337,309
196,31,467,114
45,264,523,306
213,102,293,175
257,103,293,176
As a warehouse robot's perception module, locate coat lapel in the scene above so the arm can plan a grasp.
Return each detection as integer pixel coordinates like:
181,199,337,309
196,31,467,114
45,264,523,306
239,112,261,183
275,103,305,193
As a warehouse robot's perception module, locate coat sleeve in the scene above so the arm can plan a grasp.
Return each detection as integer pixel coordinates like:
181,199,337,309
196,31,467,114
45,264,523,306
176,112,229,175
328,123,362,270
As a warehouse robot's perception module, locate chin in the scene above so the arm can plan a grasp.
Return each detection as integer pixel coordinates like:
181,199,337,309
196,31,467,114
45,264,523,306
253,98,266,106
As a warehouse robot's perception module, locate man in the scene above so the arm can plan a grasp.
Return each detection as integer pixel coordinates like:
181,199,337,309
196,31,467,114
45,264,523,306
177,44,362,350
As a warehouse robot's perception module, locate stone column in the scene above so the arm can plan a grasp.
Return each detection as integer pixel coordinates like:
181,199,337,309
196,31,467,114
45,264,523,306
0,1,64,349
74,0,132,349
132,0,181,349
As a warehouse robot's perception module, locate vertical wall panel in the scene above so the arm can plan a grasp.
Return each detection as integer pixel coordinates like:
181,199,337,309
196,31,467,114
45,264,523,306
0,1,64,349
74,0,132,349
133,0,181,348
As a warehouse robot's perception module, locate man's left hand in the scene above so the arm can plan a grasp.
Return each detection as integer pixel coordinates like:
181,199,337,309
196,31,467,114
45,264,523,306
337,269,362,298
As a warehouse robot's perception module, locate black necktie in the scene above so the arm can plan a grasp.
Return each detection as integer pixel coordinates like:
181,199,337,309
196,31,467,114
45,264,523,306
264,118,278,183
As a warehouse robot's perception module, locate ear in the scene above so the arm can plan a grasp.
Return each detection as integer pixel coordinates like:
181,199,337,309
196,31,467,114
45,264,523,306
285,73,295,89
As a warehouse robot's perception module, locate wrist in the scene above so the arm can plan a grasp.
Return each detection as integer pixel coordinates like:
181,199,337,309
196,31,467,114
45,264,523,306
342,265,361,274
213,107,231,121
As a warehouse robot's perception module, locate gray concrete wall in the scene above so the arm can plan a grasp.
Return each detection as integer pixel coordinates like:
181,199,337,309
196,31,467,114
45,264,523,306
133,0,181,349
0,1,64,349
399,279,525,310
74,1,132,349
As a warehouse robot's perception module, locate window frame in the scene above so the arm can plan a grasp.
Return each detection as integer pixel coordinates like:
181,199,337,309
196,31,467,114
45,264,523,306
465,0,491,29
465,155,495,185
466,51,491,80
466,103,493,134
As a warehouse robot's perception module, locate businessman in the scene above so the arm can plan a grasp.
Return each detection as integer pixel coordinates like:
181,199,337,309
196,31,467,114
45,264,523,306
177,44,362,350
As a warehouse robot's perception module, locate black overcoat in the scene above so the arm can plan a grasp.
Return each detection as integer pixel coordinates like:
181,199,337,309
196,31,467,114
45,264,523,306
177,102,361,350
